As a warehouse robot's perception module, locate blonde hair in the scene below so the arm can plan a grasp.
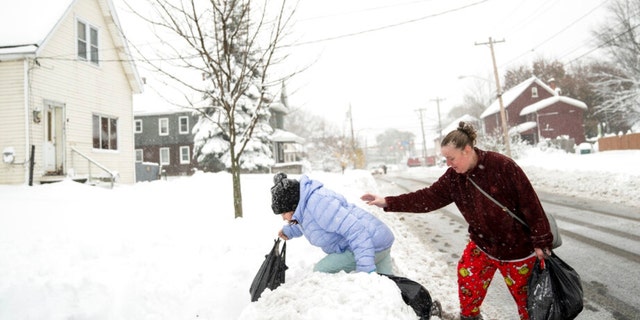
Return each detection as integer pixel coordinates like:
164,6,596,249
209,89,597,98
441,121,477,149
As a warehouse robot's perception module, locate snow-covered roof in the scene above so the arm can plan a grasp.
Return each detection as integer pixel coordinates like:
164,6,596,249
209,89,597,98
133,77,204,115
508,121,538,135
441,114,479,136
268,101,288,114
520,95,588,116
271,129,305,144
0,0,143,94
0,0,73,51
480,76,555,119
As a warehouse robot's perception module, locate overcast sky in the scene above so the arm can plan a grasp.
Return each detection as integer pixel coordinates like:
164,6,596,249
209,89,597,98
116,0,612,146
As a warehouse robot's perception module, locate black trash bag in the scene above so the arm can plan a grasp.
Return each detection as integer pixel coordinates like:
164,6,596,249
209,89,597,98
382,274,441,319
249,238,288,302
527,254,583,320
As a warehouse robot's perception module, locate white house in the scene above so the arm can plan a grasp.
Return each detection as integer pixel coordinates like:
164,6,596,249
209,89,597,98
0,0,142,185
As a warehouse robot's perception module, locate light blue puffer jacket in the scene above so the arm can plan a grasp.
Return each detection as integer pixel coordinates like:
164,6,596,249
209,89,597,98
281,175,395,272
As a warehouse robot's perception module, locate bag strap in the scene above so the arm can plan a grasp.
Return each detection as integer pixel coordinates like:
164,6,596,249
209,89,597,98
280,240,286,259
467,177,529,228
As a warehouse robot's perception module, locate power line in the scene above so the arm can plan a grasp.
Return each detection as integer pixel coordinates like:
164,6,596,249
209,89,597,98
501,0,612,68
296,0,438,22
279,0,488,48
565,20,640,66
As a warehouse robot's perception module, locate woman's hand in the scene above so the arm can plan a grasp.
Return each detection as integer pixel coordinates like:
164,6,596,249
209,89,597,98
278,229,289,240
534,247,551,268
360,193,387,208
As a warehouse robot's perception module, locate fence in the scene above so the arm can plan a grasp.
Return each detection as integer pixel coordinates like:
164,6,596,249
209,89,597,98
598,132,640,151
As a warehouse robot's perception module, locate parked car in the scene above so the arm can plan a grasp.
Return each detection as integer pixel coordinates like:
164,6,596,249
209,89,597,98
369,164,386,175
407,157,422,167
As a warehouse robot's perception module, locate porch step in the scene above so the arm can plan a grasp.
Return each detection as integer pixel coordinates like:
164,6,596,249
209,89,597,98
39,175,88,184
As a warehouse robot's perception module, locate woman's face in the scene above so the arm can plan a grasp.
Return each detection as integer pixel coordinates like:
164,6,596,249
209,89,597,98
281,211,294,221
441,144,475,174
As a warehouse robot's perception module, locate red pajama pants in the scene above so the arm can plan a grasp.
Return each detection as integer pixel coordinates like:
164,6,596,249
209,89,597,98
457,241,537,320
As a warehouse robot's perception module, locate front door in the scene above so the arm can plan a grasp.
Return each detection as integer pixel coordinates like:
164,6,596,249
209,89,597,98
43,102,65,175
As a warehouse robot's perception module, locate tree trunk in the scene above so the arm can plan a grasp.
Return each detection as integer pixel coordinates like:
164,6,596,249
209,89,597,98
232,166,243,219
230,140,244,218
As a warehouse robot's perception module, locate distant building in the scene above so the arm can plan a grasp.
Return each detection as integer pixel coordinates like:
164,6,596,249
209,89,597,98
132,81,304,178
480,76,586,145
268,83,305,174
134,110,199,180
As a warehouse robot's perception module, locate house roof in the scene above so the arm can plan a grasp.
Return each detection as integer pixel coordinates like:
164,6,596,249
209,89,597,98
269,101,289,114
509,121,538,135
271,129,305,144
0,0,72,51
0,0,142,94
441,114,479,136
520,95,588,116
480,76,555,119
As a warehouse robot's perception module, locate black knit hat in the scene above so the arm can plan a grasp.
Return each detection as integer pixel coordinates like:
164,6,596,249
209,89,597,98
271,172,300,215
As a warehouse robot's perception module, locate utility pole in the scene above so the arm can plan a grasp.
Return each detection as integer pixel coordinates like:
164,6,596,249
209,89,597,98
348,103,356,168
430,97,445,146
475,37,511,157
416,108,428,162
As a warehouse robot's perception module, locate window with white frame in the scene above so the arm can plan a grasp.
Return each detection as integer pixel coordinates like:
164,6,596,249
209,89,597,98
179,116,189,134
180,146,190,164
134,119,142,133
135,149,143,162
77,19,99,65
159,118,169,136
92,114,118,150
531,87,538,98
159,148,170,165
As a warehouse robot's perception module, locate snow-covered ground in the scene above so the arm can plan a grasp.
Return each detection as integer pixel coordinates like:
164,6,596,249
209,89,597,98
0,148,637,320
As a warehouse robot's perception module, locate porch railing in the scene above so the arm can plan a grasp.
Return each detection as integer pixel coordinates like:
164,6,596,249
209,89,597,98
70,147,117,188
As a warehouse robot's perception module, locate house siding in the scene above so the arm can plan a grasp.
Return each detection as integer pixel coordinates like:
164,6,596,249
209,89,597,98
134,112,199,177
482,79,586,145
527,103,586,144
485,83,555,134
0,60,28,184
24,0,135,184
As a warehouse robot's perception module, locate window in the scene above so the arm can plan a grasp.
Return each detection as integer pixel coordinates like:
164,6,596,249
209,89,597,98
159,118,169,136
159,148,170,165
531,87,538,98
77,20,99,65
180,146,190,164
135,149,143,162
179,116,189,134
134,119,142,133
92,114,118,150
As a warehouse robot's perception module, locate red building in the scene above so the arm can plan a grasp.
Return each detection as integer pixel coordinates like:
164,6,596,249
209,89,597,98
480,76,586,145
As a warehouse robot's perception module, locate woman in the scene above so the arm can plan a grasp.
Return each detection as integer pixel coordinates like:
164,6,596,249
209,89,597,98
361,122,553,320
271,172,395,274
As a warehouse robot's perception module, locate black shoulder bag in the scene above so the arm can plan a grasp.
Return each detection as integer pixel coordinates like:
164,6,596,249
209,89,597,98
468,177,562,248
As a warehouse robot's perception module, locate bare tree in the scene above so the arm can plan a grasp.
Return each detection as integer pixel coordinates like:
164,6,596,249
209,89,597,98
502,58,566,91
592,0,640,130
129,0,297,218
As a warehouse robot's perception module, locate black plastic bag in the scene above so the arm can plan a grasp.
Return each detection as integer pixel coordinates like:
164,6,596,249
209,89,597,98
249,238,288,302
382,274,441,319
527,254,583,320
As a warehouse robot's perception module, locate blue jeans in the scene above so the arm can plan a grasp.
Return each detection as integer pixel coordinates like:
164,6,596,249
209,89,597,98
313,248,393,274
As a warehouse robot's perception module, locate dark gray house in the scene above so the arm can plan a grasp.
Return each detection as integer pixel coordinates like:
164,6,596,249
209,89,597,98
134,110,199,179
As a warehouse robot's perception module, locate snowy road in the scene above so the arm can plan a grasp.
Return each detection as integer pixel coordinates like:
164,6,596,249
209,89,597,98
374,172,638,320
